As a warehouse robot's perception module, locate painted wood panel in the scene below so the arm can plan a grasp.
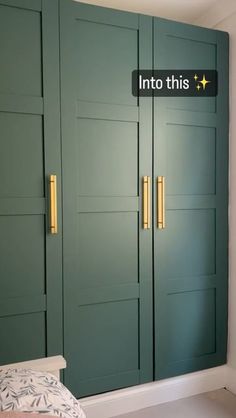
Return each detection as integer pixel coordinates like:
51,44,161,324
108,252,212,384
76,119,138,197
60,0,153,397
154,18,228,379
0,0,62,364
0,4,42,96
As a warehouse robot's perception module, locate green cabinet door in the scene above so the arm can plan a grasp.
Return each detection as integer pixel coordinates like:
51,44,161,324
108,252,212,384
0,0,62,363
60,0,153,397
153,18,229,379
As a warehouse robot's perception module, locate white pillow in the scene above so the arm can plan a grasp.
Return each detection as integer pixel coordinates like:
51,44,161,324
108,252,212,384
0,369,86,418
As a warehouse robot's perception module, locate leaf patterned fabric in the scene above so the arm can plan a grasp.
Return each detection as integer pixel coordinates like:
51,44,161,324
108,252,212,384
0,411,56,418
0,369,85,418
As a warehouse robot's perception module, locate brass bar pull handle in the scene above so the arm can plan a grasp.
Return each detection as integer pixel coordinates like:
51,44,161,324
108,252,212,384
157,176,165,229
49,174,58,234
143,176,151,229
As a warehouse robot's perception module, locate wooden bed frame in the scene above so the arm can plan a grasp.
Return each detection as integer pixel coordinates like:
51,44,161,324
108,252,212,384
0,356,66,380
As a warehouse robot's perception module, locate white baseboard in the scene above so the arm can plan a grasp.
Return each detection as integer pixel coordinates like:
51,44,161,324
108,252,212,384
226,366,236,394
80,366,228,418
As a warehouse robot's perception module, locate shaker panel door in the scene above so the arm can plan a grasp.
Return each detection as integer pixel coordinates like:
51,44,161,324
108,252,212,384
0,0,62,364
153,18,228,379
60,0,153,397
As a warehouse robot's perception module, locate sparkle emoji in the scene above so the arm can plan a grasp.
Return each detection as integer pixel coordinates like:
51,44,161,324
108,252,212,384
196,84,201,91
199,74,210,90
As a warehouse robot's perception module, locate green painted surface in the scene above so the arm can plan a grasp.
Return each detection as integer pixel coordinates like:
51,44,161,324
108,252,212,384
77,213,138,288
69,300,139,397
0,4,42,96
0,0,62,365
60,0,153,397
0,0,228,398
164,289,216,362
0,216,45,298
166,125,216,196
154,18,229,379
74,20,137,106
160,209,216,278
0,313,46,364
76,119,138,197
0,113,44,198
60,2,228,397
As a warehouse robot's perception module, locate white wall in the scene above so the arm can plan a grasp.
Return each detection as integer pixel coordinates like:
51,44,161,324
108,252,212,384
196,7,236,369
76,0,218,24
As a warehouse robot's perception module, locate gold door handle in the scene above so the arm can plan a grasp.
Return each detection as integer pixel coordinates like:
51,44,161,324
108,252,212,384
143,176,151,229
49,174,58,234
157,176,165,229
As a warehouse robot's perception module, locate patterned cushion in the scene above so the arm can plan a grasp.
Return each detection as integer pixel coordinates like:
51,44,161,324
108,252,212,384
0,369,85,418
0,412,54,418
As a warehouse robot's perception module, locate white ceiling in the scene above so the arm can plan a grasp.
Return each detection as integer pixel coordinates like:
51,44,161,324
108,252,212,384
75,0,219,23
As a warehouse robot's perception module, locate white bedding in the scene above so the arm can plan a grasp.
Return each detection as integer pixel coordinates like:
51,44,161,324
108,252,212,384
0,369,86,418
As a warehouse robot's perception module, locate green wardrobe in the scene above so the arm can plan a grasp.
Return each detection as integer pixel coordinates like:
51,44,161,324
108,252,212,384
0,0,228,399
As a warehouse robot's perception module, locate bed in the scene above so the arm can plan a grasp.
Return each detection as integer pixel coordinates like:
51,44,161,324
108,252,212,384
0,356,86,418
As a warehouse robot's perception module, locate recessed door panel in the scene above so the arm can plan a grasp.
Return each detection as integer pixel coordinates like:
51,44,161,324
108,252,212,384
0,216,45,298
0,4,42,96
68,300,139,397
155,20,217,113
159,209,216,279
75,300,139,379
163,36,215,68
74,19,137,105
77,212,138,288
167,124,216,196
0,313,46,365
0,113,43,197
164,289,216,363
77,119,138,197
